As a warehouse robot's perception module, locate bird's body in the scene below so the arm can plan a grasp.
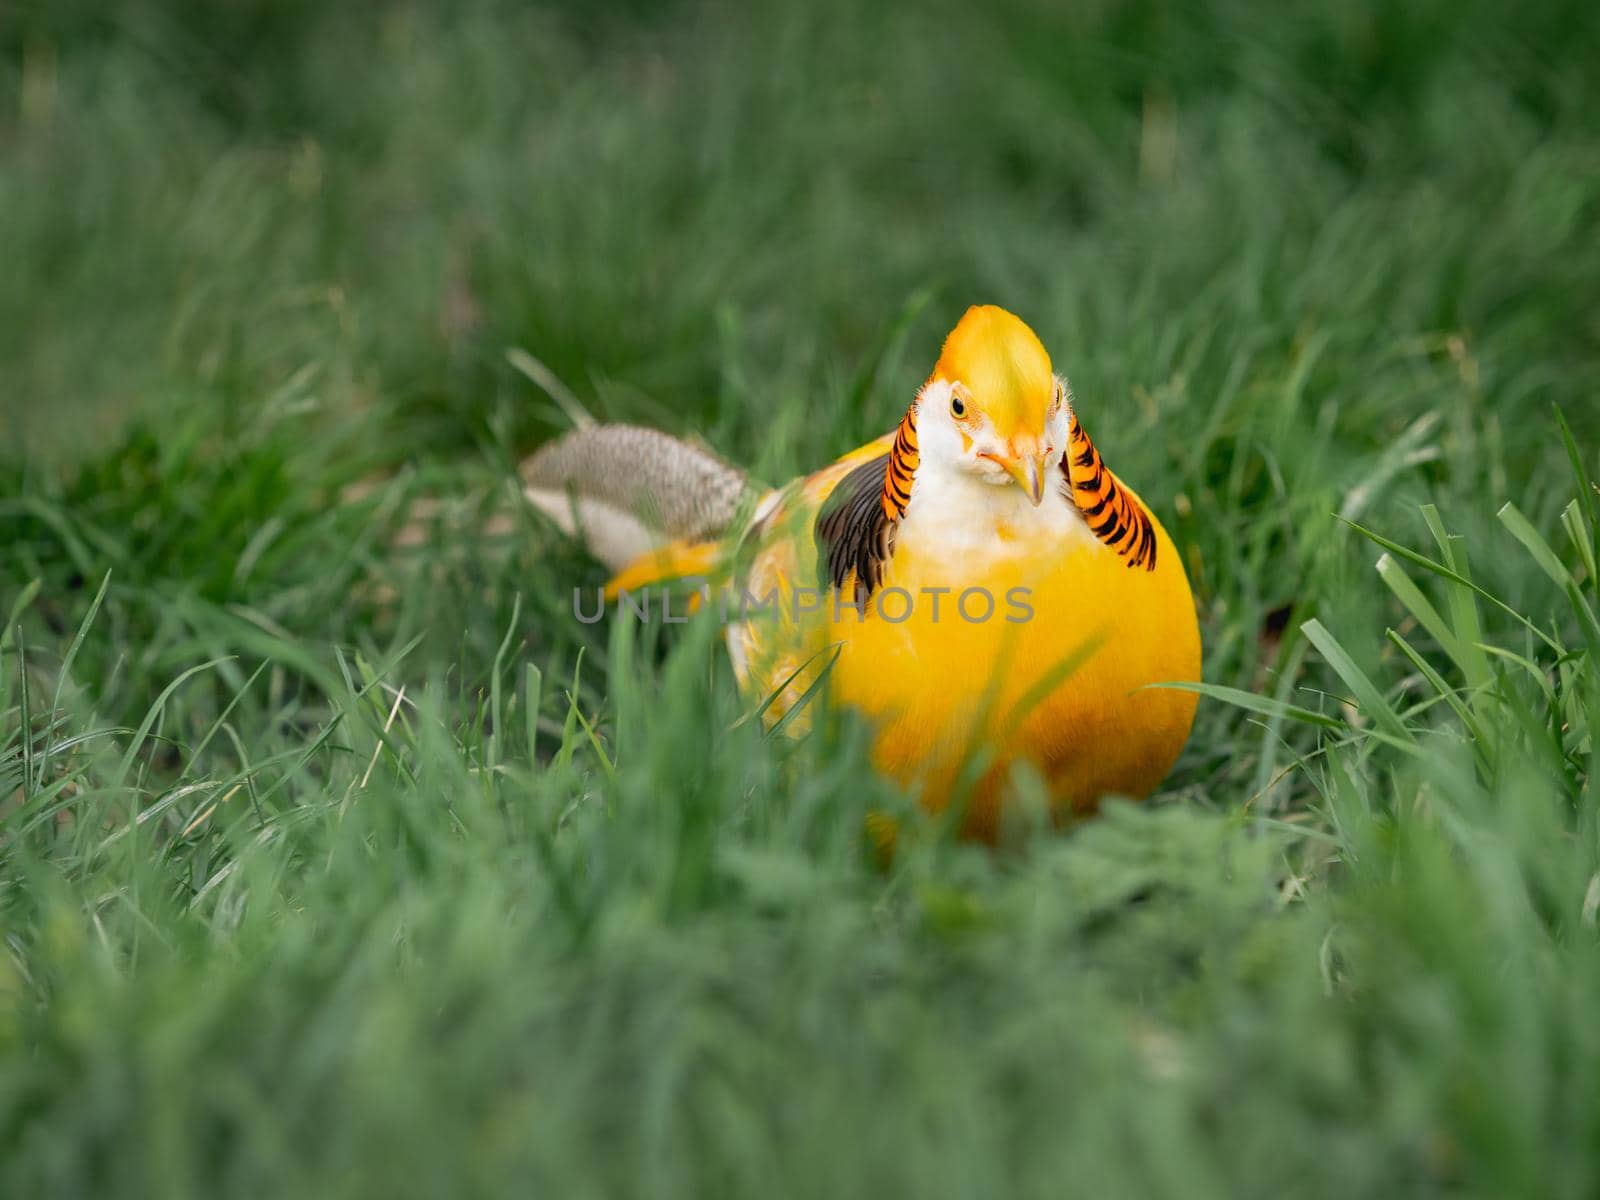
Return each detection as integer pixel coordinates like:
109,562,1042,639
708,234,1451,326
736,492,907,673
525,306,1200,837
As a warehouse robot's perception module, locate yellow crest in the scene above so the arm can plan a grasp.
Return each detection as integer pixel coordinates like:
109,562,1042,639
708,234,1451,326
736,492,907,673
930,305,1054,440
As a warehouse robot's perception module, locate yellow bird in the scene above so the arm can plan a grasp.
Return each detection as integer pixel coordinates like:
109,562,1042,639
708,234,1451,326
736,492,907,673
523,305,1200,839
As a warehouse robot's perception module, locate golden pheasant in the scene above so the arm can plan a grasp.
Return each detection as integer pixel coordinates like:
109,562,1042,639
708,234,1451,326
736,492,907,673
523,305,1200,838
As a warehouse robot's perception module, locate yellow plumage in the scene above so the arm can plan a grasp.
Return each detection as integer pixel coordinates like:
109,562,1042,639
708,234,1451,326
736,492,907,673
529,305,1201,839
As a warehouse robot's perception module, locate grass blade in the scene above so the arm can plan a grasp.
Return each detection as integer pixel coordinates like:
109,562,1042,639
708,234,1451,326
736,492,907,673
1301,619,1411,743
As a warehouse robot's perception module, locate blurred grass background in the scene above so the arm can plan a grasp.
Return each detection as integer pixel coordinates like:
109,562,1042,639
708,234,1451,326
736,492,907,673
2,0,1599,1196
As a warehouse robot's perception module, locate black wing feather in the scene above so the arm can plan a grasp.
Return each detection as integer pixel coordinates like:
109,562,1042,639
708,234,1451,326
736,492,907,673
814,454,897,607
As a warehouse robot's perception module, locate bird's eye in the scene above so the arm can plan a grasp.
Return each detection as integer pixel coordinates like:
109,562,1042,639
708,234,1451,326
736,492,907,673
950,394,967,418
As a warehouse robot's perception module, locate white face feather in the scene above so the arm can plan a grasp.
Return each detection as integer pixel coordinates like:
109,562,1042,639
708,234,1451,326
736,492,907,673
914,376,1073,485
897,375,1086,558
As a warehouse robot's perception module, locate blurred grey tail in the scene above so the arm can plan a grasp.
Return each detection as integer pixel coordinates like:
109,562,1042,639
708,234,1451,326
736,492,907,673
520,424,752,571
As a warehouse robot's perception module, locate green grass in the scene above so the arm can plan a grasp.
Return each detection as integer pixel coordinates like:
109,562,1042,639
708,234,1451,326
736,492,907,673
3,0,1600,1195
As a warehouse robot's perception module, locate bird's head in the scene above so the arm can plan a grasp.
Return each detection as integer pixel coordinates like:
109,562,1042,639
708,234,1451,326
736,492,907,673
917,305,1069,506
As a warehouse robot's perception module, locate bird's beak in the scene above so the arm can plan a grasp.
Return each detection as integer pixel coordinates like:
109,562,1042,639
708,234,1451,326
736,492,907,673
988,451,1049,506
